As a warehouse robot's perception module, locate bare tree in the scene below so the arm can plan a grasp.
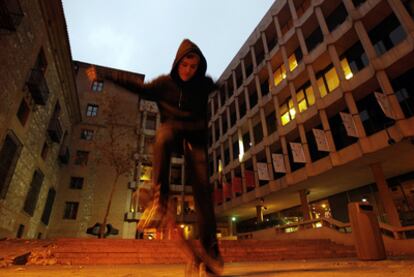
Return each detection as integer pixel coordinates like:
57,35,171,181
94,94,137,238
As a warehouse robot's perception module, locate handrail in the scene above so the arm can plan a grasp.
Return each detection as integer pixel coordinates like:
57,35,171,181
274,217,351,234
379,222,414,239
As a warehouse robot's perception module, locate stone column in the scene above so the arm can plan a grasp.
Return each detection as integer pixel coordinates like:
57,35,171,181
370,163,401,226
299,189,311,221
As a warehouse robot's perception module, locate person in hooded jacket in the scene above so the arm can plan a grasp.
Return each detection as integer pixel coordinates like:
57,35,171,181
111,39,223,275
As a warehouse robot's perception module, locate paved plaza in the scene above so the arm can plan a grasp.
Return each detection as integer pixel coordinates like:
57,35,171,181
1,258,413,277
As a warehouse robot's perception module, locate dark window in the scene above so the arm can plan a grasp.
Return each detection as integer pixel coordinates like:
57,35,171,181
329,111,358,151
242,132,251,152
208,127,213,147
86,104,99,117
16,224,24,238
266,112,277,135
253,123,263,144
170,164,182,185
404,0,414,18
23,170,44,216
221,115,228,135
0,0,24,31
47,102,62,143
74,150,89,166
219,86,227,106
80,129,94,140
208,157,214,176
255,42,265,66
224,146,230,166
357,92,395,136
0,132,22,199
368,13,406,56
41,188,56,225
63,202,79,220
248,87,258,109
91,80,104,92
70,177,84,189
391,68,414,118
325,3,348,32
230,102,237,126
235,66,243,89
27,48,49,105
239,98,247,119
214,121,221,142
266,21,278,52
245,61,253,78
294,47,303,64
17,99,30,125
260,79,269,97
305,26,324,53
352,0,366,7
41,142,49,160
145,113,157,130
340,41,369,75
306,125,329,162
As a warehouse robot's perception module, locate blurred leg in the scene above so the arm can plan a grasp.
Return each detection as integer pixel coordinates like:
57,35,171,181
184,140,223,275
137,123,177,231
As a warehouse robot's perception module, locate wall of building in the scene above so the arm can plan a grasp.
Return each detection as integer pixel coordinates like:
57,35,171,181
0,0,80,238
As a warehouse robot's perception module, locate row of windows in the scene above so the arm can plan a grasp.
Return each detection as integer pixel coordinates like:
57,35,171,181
210,1,409,121
210,8,409,144
210,67,414,174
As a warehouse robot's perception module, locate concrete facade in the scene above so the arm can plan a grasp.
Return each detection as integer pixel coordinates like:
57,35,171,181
209,0,414,231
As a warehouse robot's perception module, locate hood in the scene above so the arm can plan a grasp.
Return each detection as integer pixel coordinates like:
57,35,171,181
170,39,207,82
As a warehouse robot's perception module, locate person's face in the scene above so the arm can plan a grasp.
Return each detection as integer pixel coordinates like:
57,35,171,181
178,54,200,82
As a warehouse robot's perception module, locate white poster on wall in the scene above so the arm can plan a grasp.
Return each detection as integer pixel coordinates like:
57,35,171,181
340,112,359,138
312,128,330,152
289,142,306,163
271,154,286,173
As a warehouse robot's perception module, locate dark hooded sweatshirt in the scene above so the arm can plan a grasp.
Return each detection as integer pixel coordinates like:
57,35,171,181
114,39,216,129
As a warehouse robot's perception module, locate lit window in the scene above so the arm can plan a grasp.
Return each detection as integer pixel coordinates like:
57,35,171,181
140,165,152,181
325,67,340,91
297,90,307,112
274,64,287,86
341,58,354,80
317,65,340,98
288,54,298,72
280,98,296,126
305,86,315,106
317,78,328,98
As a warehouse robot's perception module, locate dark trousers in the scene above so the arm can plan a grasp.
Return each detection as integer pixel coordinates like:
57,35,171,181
152,122,220,259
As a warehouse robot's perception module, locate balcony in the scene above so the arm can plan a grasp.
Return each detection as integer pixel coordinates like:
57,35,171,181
26,68,49,105
47,117,63,143
0,0,24,31
58,146,70,164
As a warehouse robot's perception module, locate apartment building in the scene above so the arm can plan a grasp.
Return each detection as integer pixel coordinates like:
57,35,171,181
209,0,414,233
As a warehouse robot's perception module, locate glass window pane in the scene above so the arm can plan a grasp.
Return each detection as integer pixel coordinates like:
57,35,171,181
298,99,307,112
281,112,290,125
317,78,328,98
341,58,354,80
288,54,298,72
325,67,340,92
305,86,315,106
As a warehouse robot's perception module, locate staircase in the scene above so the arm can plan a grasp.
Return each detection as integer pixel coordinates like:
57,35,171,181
41,238,355,265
